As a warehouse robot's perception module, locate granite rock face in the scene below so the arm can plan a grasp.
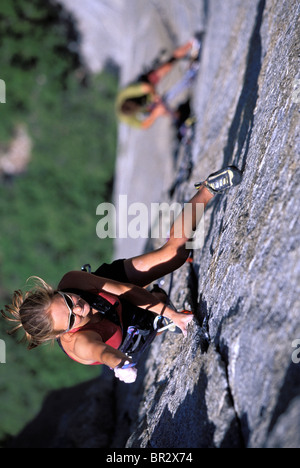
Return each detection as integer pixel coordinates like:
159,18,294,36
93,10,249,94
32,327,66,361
123,0,300,449
12,0,300,448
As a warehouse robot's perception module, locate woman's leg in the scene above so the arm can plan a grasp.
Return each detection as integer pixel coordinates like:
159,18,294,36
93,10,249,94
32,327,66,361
124,185,213,287
124,166,242,287
147,40,194,85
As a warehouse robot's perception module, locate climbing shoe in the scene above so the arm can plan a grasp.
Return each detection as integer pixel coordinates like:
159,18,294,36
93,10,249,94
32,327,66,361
194,166,242,194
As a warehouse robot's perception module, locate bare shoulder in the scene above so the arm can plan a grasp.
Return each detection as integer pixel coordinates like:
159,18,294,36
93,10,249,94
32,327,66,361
61,329,104,365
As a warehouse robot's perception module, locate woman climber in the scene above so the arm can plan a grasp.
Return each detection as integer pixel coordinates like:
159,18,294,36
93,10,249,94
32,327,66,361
1,166,242,383
115,36,202,129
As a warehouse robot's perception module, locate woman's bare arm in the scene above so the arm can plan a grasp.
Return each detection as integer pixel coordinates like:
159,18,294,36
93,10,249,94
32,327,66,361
71,329,128,368
58,270,130,296
58,271,192,335
70,331,137,383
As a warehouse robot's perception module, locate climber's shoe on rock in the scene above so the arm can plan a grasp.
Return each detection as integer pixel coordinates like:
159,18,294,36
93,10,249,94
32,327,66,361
194,166,243,194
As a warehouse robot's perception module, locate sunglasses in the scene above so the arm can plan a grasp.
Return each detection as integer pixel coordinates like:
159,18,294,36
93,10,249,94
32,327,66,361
57,292,77,332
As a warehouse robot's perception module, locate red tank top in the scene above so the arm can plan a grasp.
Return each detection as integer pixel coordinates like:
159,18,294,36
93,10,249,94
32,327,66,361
60,291,123,365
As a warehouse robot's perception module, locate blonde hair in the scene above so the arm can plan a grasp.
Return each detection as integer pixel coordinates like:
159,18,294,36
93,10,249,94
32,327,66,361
1,277,58,350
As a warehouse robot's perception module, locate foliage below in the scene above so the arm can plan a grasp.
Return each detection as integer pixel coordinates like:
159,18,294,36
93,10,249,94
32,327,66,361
0,0,118,442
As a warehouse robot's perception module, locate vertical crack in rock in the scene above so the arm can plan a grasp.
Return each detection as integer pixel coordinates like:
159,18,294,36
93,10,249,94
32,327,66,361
215,330,245,448
223,0,266,170
207,2,267,446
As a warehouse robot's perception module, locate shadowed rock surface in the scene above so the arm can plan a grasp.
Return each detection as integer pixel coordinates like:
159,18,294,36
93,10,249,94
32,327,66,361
10,0,300,448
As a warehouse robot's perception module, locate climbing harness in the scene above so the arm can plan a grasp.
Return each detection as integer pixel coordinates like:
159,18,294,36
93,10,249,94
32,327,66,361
119,320,161,364
72,264,186,366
